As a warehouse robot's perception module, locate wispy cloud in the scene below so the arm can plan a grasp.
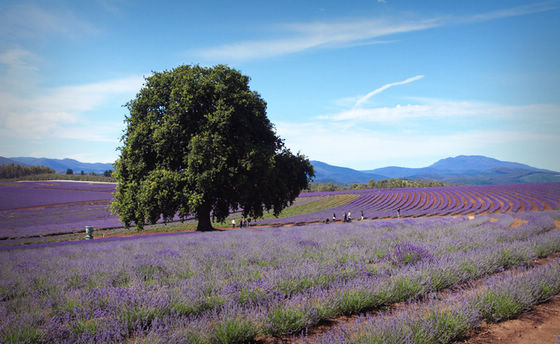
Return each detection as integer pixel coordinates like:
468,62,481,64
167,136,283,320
197,18,438,60
354,75,424,108
467,1,558,22
0,48,37,70
0,47,41,93
196,2,556,61
0,3,98,41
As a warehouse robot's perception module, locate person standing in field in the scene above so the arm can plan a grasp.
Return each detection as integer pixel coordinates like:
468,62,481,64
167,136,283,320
333,213,337,222
232,219,236,228
361,210,364,221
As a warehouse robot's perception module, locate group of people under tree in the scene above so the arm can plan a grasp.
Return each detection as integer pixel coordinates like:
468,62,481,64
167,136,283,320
325,209,402,224
231,218,252,228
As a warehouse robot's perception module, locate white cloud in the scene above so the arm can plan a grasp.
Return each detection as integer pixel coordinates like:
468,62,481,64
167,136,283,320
37,76,144,113
0,76,143,141
353,75,424,108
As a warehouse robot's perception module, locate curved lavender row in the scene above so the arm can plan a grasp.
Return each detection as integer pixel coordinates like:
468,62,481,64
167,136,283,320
259,183,560,225
438,189,456,215
502,191,525,212
2,211,559,342
481,190,501,213
517,194,535,211
449,189,474,215
491,191,510,213
400,190,419,213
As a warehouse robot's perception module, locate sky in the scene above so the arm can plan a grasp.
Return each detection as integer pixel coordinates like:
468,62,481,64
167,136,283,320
0,0,559,171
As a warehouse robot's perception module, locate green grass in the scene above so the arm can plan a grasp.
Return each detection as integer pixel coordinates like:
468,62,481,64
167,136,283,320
213,193,361,227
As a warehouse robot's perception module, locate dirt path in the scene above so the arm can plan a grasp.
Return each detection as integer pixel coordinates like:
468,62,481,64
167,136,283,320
460,294,560,344
511,218,529,228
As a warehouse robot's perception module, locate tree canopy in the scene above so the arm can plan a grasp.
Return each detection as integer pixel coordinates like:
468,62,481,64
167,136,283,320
112,64,314,231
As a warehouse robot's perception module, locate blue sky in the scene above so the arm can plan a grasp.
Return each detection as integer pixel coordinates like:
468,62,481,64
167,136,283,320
1,0,559,171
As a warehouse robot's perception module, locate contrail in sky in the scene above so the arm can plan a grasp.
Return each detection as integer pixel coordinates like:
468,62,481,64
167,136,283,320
354,75,424,108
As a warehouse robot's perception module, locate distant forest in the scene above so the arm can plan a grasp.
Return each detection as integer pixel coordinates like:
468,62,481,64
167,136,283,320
0,163,115,182
307,178,448,192
0,163,55,179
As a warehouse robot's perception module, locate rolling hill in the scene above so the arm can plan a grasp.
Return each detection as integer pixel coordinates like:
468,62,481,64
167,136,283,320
313,155,560,185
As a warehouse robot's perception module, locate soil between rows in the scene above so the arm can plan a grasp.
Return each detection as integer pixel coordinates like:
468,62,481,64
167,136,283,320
459,294,560,344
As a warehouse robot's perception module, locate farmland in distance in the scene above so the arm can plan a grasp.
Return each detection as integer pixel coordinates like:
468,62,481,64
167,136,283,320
1,181,559,240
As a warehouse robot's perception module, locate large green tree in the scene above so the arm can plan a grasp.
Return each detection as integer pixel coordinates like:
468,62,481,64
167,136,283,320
112,65,314,231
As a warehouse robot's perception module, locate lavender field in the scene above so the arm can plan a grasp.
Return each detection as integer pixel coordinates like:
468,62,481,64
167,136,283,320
1,210,560,343
258,182,560,225
0,181,118,239
1,181,560,239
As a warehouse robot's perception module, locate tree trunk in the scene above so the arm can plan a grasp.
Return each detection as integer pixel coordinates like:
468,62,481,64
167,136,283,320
196,202,214,231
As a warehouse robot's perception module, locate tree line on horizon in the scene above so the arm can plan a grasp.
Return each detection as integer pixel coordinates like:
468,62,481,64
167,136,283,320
0,163,55,179
308,178,449,192
0,163,117,182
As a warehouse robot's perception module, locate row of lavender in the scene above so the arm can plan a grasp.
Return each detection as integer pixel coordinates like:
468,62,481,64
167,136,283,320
257,182,560,225
306,259,560,343
1,211,559,343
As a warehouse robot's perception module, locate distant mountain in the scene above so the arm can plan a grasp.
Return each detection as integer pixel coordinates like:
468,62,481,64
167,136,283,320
0,157,18,166
311,160,386,184
413,168,560,185
6,157,114,174
427,155,551,174
362,155,552,178
313,155,560,185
